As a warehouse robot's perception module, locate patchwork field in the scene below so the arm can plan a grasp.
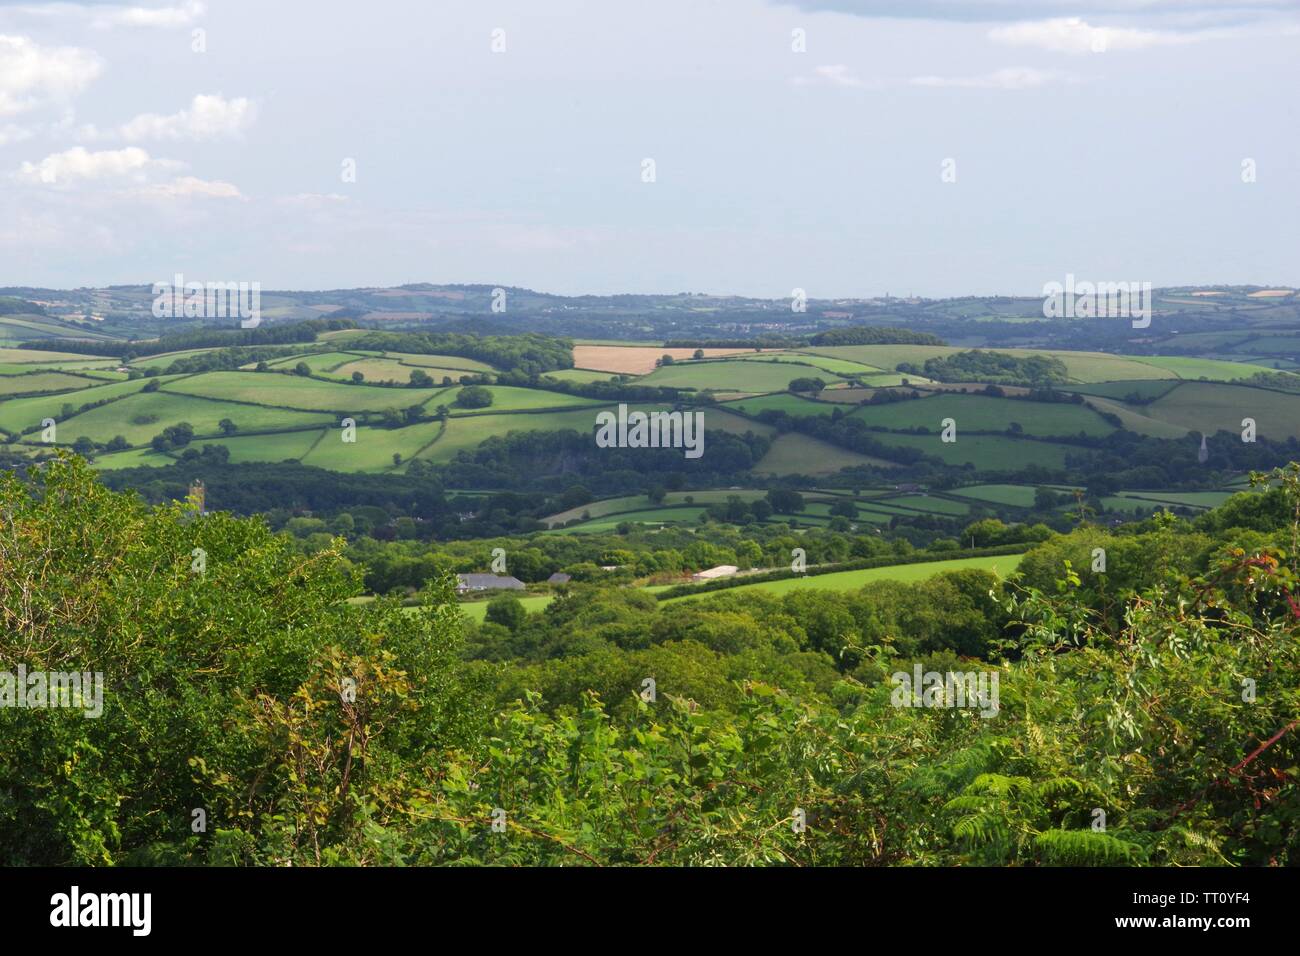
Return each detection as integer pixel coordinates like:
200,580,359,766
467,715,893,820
753,432,898,475
572,345,762,375
849,393,1117,437
641,359,847,391
1142,382,1300,439
4,335,1290,485
662,553,1025,602
162,371,451,413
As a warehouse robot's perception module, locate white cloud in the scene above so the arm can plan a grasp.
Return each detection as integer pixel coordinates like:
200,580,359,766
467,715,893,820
99,2,206,29
278,192,349,207
989,17,1194,54
0,123,34,145
118,93,254,141
0,34,103,118
791,64,874,88
909,67,1068,90
127,175,241,199
18,145,153,183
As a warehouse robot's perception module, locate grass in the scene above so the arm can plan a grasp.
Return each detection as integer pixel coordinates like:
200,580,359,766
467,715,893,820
1061,380,1181,401
947,484,1050,507
545,489,770,526
662,553,1025,601
458,593,555,622
551,506,707,533
174,429,328,464
754,432,899,475
445,385,605,413
42,391,334,446
0,347,115,363
849,393,1116,437
734,352,882,375
420,407,611,462
719,393,835,417
163,371,450,413
0,377,170,434
640,360,846,391
1133,356,1282,381
0,372,96,396
886,494,971,515
804,345,1177,384
300,419,447,472
869,432,1081,470
1143,382,1300,439
543,368,618,384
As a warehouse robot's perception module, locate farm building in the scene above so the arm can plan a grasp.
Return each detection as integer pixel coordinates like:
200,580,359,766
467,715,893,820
456,573,525,593
692,565,739,581
547,572,572,585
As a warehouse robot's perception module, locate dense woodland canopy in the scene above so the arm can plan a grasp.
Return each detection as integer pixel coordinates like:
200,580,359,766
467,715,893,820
2,456,1297,866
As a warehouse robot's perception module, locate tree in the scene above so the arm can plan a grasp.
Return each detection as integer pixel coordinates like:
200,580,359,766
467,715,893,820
766,489,805,514
485,594,527,631
0,455,482,865
789,377,827,393
409,369,433,388
393,453,403,467
71,436,96,458
455,385,493,409
218,418,238,436
648,485,667,505
660,355,675,366
294,362,311,377
352,371,365,384
693,349,705,360
142,380,160,393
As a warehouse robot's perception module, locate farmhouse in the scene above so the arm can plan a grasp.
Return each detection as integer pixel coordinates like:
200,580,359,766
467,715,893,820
692,565,738,581
456,573,525,593
547,572,572,585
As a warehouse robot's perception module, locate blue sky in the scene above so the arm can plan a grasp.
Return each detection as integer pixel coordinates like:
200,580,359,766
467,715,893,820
0,0,1296,297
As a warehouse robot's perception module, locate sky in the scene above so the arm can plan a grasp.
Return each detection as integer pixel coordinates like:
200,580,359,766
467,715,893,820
0,0,1296,298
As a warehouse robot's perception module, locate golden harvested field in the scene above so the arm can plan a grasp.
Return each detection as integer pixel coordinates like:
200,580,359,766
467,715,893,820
572,345,769,375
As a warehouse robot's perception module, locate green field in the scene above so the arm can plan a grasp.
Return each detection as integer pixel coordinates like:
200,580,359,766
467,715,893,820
1142,382,1300,439
887,494,971,515
43,391,335,446
804,346,1174,383
0,376,170,434
163,371,451,413
869,431,1081,470
445,385,605,413
551,506,707,533
849,393,1116,437
458,593,555,622
0,372,96,396
734,353,883,375
544,368,619,384
1061,380,1181,402
719,393,835,417
1133,356,1284,381
299,419,446,472
662,553,1025,601
0,347,115,363
640,359,847,391
753,432,898,475
419,406,610,463
946,483,1072,507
